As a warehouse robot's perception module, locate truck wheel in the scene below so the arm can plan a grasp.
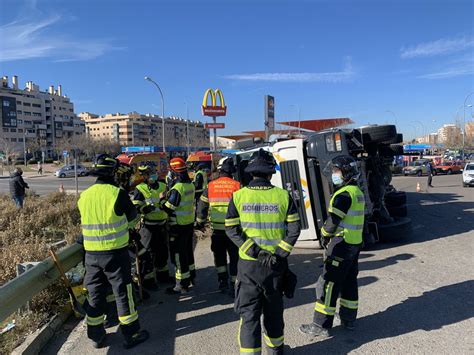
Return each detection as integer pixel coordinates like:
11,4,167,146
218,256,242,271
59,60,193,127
385,191,407,206
357,125,397,144
378,217,412,242
387,204,408,217
379,144,404,157
386,133,403,144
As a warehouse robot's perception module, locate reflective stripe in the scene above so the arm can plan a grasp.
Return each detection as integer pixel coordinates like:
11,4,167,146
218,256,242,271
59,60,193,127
328,207,346,218
339,222,364,231
286,213,300,222
240,239,254,254
180,201,194,206
119,311,138,325
346,210,364,216
189,264,195,271
127,283,135,315
209,197,232,203
278,240,293,253
86,314,104,326
325,281,334,308
143,219,166,225
225,217,240,226
175,210,194,216
82,219,127,230
184,189,194,196
340,298,359,309
241,222,285,229
314,301,336,315
357,196,365,203
264,334,284,348
216,266,227,273
252,237,279,246
157,265,169,272
321,227,332,237
145,197,161,204
165,201,176,210
83,228,129,242
200,195,209,203
231,275,237,283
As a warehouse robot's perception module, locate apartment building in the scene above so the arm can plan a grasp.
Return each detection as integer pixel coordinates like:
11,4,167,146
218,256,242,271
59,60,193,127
79,112,210,150
437,124,461,146
0,75,85,158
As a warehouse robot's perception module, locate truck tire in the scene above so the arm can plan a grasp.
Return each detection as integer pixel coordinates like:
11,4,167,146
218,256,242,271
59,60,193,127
378,217,412,242
387,204,408,217
385,191,407,206
357,125,397,144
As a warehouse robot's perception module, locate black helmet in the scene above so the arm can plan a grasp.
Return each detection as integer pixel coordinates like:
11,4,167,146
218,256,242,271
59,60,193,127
217,157,236,174
138,163,152,175
245,149,276,175
115,163,133,189
91,154,119,177
329,155,359,183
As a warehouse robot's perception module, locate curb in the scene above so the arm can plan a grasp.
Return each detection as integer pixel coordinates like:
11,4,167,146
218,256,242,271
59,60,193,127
11,306,73,355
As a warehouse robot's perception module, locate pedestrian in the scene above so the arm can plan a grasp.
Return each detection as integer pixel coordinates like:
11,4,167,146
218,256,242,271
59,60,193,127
300,155,365,337
132,164,171,286
225,149,301,354
9,167,29,208
77,154,149,349
426,160,434,188
196,157,241,294
161,157,196,294
193,163,208,204
37,161,43,175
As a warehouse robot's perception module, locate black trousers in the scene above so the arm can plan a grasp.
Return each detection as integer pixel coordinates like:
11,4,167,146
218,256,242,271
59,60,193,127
235,259,286,354
187,227,196,281
313,237,361,329
211,230,238,283
169,224,193,288
84,248,140,341
140,222,170,281
427,173,433,186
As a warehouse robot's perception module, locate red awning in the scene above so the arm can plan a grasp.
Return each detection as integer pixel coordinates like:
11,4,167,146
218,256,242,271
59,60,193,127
278,118,353,131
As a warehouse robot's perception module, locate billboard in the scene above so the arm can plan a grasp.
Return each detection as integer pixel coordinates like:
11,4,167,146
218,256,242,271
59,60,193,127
205,123,225,129
264,95,275,141
1,96,18,128
202,89,227,117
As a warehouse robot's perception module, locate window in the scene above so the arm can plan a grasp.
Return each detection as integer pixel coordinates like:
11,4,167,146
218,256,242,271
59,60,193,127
23,102,31,107
32,103,41,108
18,138,23,142
3,100,10,107
24,112,31,116
3,128,8,132
17,101,22,105
18,129,23,133
17,110,22,114
33,112,41,117
10,128,16,132
11,138,17,142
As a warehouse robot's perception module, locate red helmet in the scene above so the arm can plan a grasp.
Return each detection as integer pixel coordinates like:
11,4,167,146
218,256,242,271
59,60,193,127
169,157,187,172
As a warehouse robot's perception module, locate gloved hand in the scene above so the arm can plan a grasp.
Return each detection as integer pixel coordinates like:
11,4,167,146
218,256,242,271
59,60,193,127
142,204,156,214
272,254,287,273
129,229,141,243
196,222,206,230
257,250,277,269
321,236,331,249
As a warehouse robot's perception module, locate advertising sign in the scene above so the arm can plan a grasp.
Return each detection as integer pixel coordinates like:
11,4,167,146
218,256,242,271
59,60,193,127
202,89,227,117
264,95,275,141
1,96,18,127
205,123,225,129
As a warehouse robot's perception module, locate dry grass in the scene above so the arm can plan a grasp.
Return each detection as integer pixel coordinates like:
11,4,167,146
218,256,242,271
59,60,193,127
0,192,80,354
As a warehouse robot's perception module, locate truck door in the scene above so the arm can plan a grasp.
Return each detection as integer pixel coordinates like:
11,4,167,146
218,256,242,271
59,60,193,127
272,139,318,246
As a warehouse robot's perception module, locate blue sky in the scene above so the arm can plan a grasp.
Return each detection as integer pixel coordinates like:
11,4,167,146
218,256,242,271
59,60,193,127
0,0,473,140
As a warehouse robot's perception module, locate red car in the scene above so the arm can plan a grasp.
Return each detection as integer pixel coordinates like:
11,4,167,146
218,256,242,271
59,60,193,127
433,161,463,175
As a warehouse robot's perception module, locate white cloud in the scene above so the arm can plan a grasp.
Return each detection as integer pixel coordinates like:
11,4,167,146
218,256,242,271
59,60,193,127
401,36,474,59
0,4,120,62
418,54,474,79
225,57,355,83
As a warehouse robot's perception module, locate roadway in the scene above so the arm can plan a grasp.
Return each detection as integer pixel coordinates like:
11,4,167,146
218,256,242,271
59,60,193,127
41,174,474,354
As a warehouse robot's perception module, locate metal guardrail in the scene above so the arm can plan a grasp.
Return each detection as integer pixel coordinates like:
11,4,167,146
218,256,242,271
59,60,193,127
0,243,83,323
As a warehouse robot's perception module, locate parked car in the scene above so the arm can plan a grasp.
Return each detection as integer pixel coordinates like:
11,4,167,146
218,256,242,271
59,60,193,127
55,165,89,178
462,163,474,187
434,161,463,175
403,159,429,176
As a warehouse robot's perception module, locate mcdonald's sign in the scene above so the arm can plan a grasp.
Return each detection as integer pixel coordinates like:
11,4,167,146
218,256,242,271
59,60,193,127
202,88,227,117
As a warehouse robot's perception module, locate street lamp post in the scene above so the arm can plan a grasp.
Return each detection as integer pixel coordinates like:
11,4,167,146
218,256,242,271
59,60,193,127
414,121,426,142
463,92,474,160
144,76,166,153
385,110,398,126
23,131,27,166
185,102,190,156
290,104,301,134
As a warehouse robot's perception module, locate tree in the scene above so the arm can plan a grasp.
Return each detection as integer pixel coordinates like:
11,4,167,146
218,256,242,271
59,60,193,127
0,137,18,173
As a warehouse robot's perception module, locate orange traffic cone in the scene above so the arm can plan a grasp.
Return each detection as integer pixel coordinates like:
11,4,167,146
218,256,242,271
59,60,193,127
59,183,65,193
416,182,421,192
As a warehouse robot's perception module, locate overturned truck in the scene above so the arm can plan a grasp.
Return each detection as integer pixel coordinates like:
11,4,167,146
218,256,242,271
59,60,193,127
234,124,411,249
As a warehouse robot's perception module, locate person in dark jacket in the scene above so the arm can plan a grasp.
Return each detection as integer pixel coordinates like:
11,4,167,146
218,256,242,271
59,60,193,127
10,167,29,208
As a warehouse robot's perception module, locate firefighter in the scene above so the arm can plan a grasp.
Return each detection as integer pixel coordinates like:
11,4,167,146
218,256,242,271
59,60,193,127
225,149,301,354
193,163,208,203
132,164,171,285
196,157,240,293
300,155,365,337
78,154,149,349
161,157,196,294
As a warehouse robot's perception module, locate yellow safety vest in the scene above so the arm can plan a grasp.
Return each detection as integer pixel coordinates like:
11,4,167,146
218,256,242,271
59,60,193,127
193,170,208,194
78,184,129,252
328,185,365,245
166,182,195,225
135,182,167,224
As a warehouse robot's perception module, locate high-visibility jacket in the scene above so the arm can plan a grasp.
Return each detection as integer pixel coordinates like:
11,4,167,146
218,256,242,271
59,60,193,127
326,185,365,245
193,170,208,194
134,182,167,224
78,184,129,252
232,187,290,260
165,182,195,225
203,177,240,230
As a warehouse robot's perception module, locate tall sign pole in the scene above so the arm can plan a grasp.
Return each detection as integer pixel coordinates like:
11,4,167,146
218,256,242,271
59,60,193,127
202,89,227,152
264,95,275,141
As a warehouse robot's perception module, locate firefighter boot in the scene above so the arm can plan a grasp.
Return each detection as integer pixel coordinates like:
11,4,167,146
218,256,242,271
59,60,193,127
123,330,150,349
299,323,330,337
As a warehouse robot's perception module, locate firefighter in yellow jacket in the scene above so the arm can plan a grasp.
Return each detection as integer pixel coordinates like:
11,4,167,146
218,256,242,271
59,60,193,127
225,149,301,354
300,155,365,337
78,154,149,349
